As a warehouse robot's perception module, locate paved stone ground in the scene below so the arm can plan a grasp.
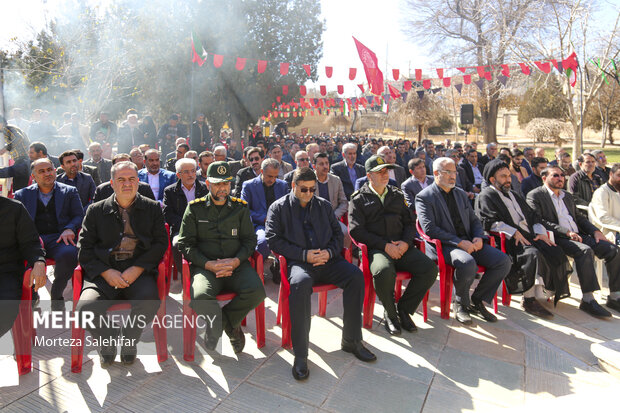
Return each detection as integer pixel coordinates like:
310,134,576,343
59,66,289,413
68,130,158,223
2,270,620,412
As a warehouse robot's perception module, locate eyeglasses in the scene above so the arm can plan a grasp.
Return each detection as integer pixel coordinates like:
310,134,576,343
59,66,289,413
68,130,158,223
550,173,565,178
299,187,316,193
297,158,309,162
439,170,457,175
249,157,261,162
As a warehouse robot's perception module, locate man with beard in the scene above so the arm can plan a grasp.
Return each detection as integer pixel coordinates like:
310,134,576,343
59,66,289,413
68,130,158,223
57,150,96,210
476,159,571,317
569,153,603,212
234,147,264,198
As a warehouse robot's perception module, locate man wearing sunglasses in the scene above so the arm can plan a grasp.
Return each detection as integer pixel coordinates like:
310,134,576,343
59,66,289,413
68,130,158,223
266,167,376,381
283,150,311,190
527,166,620,318
350,155,438,333
233,147,264,198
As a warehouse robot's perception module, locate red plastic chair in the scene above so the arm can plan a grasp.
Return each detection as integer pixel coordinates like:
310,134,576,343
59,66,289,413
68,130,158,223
488,231,513,310
416,220,494,319
181,251,265,361
350,237,430,329
163,223,175,295
274,249,353,348
11,263,42,375
70,259,169,373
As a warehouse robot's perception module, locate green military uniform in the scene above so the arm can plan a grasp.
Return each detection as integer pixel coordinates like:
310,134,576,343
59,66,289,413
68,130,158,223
177,162,266,334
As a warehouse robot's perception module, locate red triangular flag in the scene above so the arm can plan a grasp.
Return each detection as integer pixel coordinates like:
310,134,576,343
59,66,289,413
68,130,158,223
404,81,412,91
303,64,311,76
519,63,531,75
320,85,327,96
282,85,288,95
392,69,399,81
325,66,333,78
501,64,510,77
235,57,246,71
476,66,486,78
415,69,422,80
349,68,357,80
485,72,492,81
443,77,451,87
299,85,307,96
551,59,559,70
423,79,431,89
213,54,223,68
463,74,472,84
280,62,289,76
337,85,344,94
388,84,401,99
257,60,267,73
534,61,551,73
436,68,444,79
457,67,467,73
358,83,365,93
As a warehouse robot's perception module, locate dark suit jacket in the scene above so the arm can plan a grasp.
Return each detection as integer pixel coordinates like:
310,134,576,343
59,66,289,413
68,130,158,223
401,176,434,211
526,186,599,239
330,159,365,200
460,160,484,187
57,171,96,210
476,187,539,234
392,164,407,187
241,176,288,229
84,158,112,183
77,193,168,281
15,181,84,234
521,174,543,197
163,179,208,236
456,166,473,192
93,181,155,203
415,183,486,250
233,166,259,198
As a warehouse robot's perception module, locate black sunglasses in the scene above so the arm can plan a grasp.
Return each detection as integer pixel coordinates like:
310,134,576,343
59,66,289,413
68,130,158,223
299,187,316,193
550,173,565,178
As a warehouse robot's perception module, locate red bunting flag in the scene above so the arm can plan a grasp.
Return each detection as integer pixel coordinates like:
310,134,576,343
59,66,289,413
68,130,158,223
501,64,510,77
235,57,247,71
337,85,344,94
276,96,281,102
436,68,444,78
213,54,223,68
519,63,531,75
534,61,551,73
257,60,267,73
457,67,467,73
443,77,451,87
463,74,471,84
282,85,288,95
299,85,307,96
423,79,431,89
303,64,311,76
476,66,486,78
353,37,384,95
325,66,333,78
392,69,399,81
485,72,492,80
388,84,401,99
320,85,327,96
404,81,412,91
280,62,289,75
562,51,579,87
191,31,206,66
358,83,365,93
415,69,422,80
349,68,357,80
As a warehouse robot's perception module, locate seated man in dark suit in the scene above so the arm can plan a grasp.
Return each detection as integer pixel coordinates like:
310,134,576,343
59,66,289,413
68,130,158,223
460,148,484,193
330,142,366,200
84,142,112,183
350,155,438,335
234,147,263,198
476,160,571,318
416,157,511,325
93,154,155,202
0,196,46,338
401,157,434,212
57,150,96,210
15,158,84,310
267,167,376,381
163,158,208,276
521,157,547,197
77,161,168,366
527,166,620,317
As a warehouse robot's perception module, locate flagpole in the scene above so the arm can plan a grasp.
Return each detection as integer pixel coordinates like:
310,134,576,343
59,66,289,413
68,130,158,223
190,45,195,129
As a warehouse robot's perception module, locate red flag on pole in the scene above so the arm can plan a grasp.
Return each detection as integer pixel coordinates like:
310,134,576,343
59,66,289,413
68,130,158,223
235,57,247,71
349,68,357,80
280,63,289,75
303,64,311,76
352,37,384,95
325,66,333,78
392,69,399,81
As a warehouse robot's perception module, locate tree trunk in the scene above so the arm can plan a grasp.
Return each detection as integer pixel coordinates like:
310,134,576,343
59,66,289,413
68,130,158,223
350,111,358,133
417,125,423,145
480,90,500,144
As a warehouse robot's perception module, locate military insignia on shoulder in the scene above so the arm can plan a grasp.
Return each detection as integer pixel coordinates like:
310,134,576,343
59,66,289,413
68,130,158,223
231,197,248,205
190,196,207,205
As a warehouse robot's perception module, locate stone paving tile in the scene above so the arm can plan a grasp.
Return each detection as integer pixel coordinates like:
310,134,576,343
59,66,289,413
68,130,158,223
213,382,315,413
432,346,525,408
322,363,428,413
446,323,525,366
0,366,54,409
580,319,620,341
524,367,620,402
524,335,593,376
422,382,506,413
531,322,606,365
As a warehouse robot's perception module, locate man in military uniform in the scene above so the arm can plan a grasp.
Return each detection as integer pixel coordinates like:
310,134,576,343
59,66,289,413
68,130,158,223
178,161,266,353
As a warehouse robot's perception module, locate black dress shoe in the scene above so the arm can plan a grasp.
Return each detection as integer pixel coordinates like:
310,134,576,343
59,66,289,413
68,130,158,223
99,345,117,367
120,344,137,365
292,358,309,381
454,304,472,325
397,304,417,332
203,331,219,350
225,326,246,354
522,297,553,319
383,310,401,335
580,300,612,318
469,299,497,322
341,339,377,362
606,297,620,313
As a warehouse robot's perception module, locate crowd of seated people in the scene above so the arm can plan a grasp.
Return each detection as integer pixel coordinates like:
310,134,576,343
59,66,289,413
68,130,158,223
3,109,620,382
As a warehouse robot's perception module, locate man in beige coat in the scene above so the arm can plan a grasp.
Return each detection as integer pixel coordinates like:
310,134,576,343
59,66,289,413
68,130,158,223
313,152,350,247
